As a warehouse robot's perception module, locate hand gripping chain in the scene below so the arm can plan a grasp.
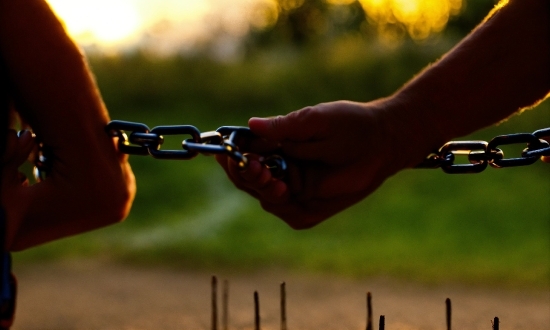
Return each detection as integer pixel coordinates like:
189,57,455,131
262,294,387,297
31,124,549,180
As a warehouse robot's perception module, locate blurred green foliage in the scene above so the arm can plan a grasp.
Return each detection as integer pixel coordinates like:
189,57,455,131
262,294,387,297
14,0,549,289
91,38,453,123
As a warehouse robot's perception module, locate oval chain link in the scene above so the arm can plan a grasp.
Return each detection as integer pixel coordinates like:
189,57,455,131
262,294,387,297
104,121,287,179
416,128,550,173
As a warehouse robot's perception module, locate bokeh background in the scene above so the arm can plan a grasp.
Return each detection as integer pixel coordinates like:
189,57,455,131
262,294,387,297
16,0,549,290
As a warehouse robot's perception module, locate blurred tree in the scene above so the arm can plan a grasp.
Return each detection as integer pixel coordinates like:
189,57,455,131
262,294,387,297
243,0,498,52
245,0,365,50
446,0,499,36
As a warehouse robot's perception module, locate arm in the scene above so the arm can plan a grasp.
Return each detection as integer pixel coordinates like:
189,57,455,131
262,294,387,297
0,0,136,250
390,0,550,169
217,0,550,228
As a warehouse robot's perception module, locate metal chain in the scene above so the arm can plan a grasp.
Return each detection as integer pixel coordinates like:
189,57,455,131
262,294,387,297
104,120,287,177
32,123,549,181
415,127,550,173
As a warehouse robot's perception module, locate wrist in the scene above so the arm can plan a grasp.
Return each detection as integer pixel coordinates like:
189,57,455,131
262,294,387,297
375,93,448,170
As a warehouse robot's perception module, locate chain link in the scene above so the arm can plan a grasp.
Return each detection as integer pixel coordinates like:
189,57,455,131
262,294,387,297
104,120,287,178
415,127,550,173
32,122,549,181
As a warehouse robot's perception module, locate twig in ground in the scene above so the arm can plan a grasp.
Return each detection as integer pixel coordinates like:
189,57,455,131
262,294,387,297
281,282,287,330
211,276,217,330
254,291,260,330
379,315,385,330
366,292,373,330
222,279,228,330
492,316,499,330
446,298,451,330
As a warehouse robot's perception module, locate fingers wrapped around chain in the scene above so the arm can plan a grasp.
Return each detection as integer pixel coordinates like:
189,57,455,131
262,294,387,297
216,153,288,204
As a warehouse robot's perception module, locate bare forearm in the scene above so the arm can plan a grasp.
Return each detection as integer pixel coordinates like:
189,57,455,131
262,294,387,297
391,0,550,166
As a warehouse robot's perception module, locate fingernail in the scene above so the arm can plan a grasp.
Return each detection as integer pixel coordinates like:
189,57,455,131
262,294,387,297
249,117,270,124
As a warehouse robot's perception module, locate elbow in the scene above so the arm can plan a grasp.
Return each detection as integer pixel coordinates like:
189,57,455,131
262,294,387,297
103,183,135,224
97,169,136,225
85,161,136,227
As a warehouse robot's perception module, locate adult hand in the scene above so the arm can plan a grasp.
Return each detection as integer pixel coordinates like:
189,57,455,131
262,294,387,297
217,100,422,229
222,0,550,229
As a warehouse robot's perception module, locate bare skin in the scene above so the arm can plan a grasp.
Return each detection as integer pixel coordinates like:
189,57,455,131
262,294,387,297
217,0,550,229
0,0,136,251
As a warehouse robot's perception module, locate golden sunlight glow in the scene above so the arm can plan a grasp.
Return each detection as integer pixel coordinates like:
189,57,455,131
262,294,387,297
46,0,464,53
329,0,462,41
250,0,280,29
47,0,140,46
358,0,463,41
46,0,252,53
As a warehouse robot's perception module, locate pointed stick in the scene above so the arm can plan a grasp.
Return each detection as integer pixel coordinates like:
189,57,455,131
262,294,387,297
222,279,229,330
254,291,260,330
211,276,218,330
492,317,499,330
446,298,451,330
366,292,373,330
379,315,385,330
280,282,287,330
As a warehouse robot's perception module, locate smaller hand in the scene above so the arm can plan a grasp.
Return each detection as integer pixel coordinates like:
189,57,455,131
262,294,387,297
0,127,136,251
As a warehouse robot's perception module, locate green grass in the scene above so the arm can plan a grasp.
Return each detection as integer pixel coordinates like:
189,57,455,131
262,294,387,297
13,40,550,289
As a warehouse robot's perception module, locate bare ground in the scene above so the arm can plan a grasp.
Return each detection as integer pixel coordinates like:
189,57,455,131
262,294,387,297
10,259,550,330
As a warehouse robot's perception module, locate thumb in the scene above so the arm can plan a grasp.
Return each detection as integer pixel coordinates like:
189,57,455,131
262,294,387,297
249,106,325,142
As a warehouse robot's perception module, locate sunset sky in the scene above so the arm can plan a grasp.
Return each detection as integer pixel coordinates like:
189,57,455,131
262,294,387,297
46,0,256,53
46,0,463,54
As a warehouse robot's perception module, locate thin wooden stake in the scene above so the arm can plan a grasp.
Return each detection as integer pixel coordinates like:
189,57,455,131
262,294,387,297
280,282,287,330
446,298,451,330
211,276,218,330
254,291,260,330
379,315,385,330
492,317,499,330
366,292,373,330
222,279,228,330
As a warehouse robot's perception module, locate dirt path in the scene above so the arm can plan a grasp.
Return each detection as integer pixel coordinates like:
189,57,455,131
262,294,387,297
10,259,549,330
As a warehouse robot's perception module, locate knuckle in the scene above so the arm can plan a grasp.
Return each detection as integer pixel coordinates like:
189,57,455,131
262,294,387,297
298,105,329,131
269,115,286,132
293,106,315,122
